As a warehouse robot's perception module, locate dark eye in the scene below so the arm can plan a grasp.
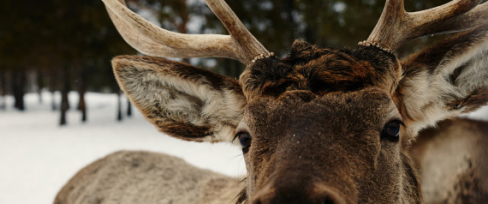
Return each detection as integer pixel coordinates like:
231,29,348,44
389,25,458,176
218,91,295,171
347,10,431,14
235,132,252,153
381,120,402,141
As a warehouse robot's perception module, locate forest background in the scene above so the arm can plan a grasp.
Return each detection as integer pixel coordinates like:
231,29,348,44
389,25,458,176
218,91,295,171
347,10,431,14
3,0,486,125
2,1,488,203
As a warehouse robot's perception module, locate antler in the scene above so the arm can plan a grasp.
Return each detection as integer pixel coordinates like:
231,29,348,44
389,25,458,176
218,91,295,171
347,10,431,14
102,0,272,65
361,0,488,52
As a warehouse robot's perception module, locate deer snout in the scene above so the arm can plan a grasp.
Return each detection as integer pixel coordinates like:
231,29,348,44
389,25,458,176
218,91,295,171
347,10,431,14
250,182,347,204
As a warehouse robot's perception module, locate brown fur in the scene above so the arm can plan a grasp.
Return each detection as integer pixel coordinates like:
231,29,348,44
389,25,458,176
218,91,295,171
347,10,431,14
55,151,244,204
57,4,488,204
411,118,488,203
241,88,420,203
447,88,488,113
240,41,401,101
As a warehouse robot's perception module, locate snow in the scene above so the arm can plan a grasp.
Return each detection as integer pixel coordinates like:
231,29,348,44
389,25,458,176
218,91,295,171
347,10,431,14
0,91,487,204
0,91,246,204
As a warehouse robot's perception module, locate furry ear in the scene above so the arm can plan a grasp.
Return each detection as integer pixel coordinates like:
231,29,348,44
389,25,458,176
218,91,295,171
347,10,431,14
397,24,488,134
112,56,246,143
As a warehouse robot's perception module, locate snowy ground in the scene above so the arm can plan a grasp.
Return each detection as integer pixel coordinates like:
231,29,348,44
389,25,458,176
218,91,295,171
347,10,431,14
0,91,246,204
0,91,487,204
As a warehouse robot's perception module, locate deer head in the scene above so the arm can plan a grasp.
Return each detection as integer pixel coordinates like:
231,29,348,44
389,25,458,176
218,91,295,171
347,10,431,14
103,0,488,203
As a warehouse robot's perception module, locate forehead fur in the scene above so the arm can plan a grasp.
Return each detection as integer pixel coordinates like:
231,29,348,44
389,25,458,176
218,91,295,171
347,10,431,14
240,40,401,100
246,88,397,134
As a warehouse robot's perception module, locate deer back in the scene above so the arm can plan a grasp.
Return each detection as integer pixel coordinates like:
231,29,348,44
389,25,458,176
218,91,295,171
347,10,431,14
411,118,488,203
54,151,243,204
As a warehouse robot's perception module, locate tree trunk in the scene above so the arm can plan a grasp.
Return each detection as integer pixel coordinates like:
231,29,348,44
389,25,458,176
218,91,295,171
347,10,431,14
49,69,57,111
127,98,132,117
12,70,26,111
77,67,87,122
60,66,70,126
0,71,6,110
178,0,191,65
284,0,296,44
37,70,43,104
304,27,317,45
117,90,123,121
221,59,243,79
78,87,87,122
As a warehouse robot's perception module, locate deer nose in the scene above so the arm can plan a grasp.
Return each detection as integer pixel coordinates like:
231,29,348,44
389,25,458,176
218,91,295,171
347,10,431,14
251,183,347,204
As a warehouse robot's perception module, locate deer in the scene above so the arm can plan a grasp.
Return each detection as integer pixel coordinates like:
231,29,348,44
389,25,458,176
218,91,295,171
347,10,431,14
55,0,488,203
54,118,488,204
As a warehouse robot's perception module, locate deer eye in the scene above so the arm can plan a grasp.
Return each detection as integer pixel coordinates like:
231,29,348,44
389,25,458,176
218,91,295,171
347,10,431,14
381,120,402,141
235,132,252,153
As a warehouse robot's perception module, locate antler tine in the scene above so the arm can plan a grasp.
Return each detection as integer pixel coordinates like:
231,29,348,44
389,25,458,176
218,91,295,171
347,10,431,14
103,0,233,60
205,0,272,63
102,0,272,65
427,2,488,36
362,0,483,52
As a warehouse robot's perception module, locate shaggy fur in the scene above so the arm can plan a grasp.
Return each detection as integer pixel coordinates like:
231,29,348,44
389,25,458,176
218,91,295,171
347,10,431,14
113,56,246,142
240,41,401,101
398,24,488,136
241,88,420,203
411,118,488,203
54,151,244,204
57,15,488,204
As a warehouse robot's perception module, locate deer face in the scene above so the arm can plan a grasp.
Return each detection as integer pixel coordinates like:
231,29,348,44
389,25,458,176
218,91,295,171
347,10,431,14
236,42,415,203
241,90,404,203
241,90,403,203
105,0,488,203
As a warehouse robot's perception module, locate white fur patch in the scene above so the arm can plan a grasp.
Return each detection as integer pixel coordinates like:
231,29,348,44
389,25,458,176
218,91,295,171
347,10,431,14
113,57,246,143
401,30,488,135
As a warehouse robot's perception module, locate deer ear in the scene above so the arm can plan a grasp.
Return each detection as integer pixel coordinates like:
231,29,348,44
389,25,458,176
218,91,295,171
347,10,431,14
397,25,488,133
112,56,246,143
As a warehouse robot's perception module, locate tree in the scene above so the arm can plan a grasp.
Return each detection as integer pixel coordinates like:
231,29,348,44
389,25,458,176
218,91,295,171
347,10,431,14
1,0,484,123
